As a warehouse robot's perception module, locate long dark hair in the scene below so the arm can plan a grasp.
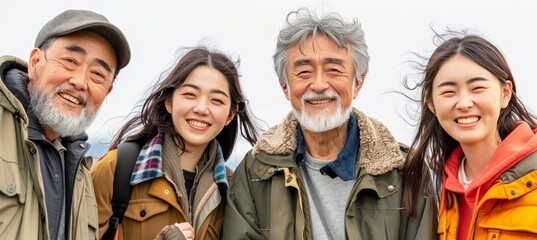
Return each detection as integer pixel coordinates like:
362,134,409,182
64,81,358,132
110,46,259,160
402,33,537,215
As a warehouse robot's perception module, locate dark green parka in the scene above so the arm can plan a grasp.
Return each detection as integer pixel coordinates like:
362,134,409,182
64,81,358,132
223,109,438,240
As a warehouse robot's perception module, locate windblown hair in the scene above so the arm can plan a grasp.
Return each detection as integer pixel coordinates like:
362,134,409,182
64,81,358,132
110,46,259,160
272,8,369,86
402,33,537,215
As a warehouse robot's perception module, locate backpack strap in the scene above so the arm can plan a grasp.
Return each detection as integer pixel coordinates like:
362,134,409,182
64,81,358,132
102,142,141,240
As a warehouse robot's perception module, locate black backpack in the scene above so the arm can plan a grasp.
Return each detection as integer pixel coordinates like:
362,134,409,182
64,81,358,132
102,142,141,240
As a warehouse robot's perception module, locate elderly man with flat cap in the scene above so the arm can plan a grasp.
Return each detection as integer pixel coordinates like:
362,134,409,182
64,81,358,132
0,9,130,240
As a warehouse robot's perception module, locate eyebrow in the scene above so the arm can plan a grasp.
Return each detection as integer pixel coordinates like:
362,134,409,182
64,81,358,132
65,44,112,73
323,57,345,65
293,57,345,68
293,59,311,68
181,83,229,98
436,77,489,88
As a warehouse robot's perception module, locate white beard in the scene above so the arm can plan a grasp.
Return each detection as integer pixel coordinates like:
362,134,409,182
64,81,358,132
29,84,97,137
290,89,352,133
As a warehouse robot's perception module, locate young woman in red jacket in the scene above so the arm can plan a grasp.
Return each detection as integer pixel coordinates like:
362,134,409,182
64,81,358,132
403,34,537,239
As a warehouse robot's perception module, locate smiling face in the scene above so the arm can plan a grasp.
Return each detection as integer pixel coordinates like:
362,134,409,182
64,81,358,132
165,65,235,150
27,31,116,139
429,55,512,147
283,34,363,133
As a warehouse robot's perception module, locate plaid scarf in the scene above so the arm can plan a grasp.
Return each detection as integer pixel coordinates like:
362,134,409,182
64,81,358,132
130,134,228,190
130,134,164,184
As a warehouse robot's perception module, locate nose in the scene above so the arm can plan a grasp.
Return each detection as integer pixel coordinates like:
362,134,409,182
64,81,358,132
456,91,473,111
68,70,88,90
309,71,329,93
193,98,209,115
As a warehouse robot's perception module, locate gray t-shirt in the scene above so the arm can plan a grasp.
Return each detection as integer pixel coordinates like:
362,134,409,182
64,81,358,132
300,152,355,240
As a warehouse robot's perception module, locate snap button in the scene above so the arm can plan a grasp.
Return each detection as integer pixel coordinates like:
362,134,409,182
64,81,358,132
387,185,395,192
510,189,517,195
54,173,60,179
140,210,146,217
6,184,15,193
79,144,86,149
164,189,170,194
527,181,533,188
286,176,293,183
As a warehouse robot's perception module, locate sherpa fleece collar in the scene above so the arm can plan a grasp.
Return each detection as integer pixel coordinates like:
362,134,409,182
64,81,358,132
252,108,405,175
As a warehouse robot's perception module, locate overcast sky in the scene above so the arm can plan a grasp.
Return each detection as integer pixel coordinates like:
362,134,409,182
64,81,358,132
3,0,536,168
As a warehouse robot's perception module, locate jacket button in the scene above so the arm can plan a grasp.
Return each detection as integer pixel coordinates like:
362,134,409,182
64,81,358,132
387,185,395,192
76,176,82,181
527,181,533,187
164,189,170,194
510,189,517,195
140,210,146,217
286,176,293,183
6,184,15,193
29,147,36,154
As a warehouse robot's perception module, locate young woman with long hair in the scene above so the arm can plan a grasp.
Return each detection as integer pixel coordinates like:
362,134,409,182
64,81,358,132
91,46,259,240
404,34,537,239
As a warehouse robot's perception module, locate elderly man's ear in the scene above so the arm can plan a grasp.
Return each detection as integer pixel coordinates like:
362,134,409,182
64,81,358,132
353,73,366,99
280,80,290,100
27,48,42,81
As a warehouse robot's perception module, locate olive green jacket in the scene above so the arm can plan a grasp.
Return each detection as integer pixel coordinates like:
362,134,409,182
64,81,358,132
223,109,438,240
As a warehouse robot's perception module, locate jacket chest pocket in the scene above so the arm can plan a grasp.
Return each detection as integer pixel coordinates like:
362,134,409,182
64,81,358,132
0,152,26,203
122,199,181,239
353,189,402,239
125,199,171,222
479,205,537,239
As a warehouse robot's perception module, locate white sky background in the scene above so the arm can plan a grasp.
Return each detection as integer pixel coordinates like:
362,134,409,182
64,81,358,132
3,0,536,169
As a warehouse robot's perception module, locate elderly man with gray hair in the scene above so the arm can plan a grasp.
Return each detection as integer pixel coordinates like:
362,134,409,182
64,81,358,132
0,9,130,240
223,8,437,240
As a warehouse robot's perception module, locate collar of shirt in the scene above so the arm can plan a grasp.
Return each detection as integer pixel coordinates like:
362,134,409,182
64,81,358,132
295,114,360,181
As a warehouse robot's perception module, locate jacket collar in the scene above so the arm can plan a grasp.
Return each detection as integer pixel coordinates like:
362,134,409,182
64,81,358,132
0,56,29,124
130,134,229,191
295,114,359,180
253,108,405,176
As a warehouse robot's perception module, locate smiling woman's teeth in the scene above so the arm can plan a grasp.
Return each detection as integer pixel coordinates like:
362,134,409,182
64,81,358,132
457,117,479,124
189,120,209,128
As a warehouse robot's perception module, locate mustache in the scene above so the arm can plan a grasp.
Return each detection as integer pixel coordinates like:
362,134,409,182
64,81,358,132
300,90,340,103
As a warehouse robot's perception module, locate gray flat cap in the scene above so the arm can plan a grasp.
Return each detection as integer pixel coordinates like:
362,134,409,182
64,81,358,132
35,9,131,72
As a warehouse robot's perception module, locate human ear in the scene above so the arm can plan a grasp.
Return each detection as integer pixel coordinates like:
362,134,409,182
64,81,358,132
164,95,173,114
353,73,366,99
500,80,513,108
226,108,237,126
280,80,290,100
427,101,436,115
27,48,41,80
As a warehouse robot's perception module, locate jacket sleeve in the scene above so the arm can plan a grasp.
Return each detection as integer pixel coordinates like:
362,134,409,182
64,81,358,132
222,153,265,240
90,150,119,239
400,173,439,240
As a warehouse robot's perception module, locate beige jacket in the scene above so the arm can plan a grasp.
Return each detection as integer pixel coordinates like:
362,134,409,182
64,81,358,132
0,56,98,240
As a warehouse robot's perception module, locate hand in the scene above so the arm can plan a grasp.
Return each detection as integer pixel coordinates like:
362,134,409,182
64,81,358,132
154,222,195,240
175,222,195,240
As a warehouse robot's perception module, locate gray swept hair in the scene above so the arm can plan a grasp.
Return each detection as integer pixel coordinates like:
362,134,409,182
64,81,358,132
273,8,369,87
